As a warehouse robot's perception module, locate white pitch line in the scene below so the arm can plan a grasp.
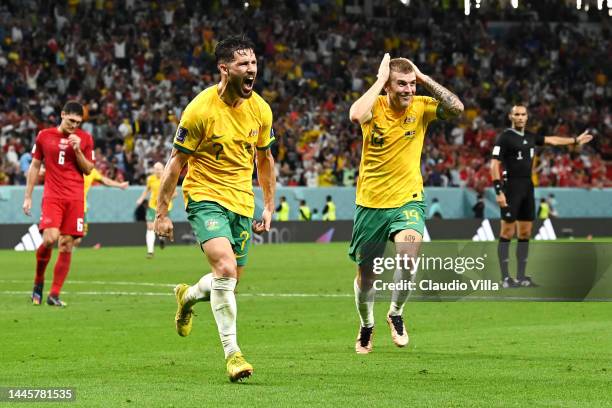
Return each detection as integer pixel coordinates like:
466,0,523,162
0,291,607,301
0,290,350,298
0,279,175,288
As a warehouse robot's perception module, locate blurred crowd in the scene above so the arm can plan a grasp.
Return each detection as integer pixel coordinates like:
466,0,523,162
0,0,610,190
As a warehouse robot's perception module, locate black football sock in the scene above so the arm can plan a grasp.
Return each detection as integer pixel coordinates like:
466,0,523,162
516,239,530,280
498,237,511,279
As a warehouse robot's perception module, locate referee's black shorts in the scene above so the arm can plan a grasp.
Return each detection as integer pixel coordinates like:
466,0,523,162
500,178,535,222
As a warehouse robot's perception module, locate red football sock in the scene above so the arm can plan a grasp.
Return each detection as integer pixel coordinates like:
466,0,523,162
50,252,72,297
35,245,53,285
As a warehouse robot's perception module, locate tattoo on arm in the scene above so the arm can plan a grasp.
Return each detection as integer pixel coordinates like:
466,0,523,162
421,76,464,118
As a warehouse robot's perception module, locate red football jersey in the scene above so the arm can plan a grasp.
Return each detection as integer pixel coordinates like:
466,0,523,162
32,127,95,201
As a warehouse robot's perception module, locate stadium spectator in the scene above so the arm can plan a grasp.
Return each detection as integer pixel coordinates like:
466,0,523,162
0,0,609,189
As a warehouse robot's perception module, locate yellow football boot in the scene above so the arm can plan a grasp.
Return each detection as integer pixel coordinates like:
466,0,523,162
174,284,193,337
226,352,254,382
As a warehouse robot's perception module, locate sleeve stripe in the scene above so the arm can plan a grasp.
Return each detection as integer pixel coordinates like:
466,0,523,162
256,138,276,151
173,143,194,154
435,104,446,121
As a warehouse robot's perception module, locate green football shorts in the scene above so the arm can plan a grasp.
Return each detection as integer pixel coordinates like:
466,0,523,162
146,207,156,222
348,200,426,265
186,199,253,267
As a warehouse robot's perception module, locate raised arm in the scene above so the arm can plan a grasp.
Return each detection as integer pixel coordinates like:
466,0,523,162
349,53,390,124
544,130,593,146
255,148,276,233
406,60,464,119
154,148,188,241
22,158,42,216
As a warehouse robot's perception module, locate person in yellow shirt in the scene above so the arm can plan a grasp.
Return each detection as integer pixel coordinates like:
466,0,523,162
275,196,290,221
322,195,336,221
153,37,276,382
298,200,311,221
348,54,463,354
136,162,175,258
69,167,129,248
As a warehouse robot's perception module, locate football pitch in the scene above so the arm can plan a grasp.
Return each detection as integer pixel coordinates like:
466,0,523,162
1,243,611,407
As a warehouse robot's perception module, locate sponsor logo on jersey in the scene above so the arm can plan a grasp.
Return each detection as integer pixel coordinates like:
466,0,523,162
403,116,416,125
205,219,220,231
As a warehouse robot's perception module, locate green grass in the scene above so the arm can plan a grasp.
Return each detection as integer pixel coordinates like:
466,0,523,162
1,243,611,407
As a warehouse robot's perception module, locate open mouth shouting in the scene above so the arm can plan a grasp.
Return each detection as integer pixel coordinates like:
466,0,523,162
242,75,255,95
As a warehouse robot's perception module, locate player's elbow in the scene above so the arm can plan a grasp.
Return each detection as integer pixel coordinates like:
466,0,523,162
455,101,465,115
448,101,464,118
349,106,362,124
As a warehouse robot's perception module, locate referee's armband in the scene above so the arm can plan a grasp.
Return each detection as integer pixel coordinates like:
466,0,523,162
493,180,503,195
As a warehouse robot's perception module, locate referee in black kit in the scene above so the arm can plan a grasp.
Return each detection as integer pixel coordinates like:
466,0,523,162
490,105,593,288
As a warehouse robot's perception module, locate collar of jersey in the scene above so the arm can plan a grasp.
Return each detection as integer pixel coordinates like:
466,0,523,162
507,127,525,137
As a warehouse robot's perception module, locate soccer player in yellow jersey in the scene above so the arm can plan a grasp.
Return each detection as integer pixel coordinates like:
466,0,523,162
136,162,175,258
154,37,276,382
348,54,463,354
73,167,128,247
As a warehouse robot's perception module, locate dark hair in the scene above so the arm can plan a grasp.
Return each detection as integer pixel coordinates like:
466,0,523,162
62,101,84,116
215,36,256,64
326,195,332,201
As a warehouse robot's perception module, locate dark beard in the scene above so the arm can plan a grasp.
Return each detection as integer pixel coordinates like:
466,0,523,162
229,74,252,99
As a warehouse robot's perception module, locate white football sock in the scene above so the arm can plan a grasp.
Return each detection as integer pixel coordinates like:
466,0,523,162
389,268,411,316
354,278,375,328
211,277,240,358
184,273,213,305
146,229,155,254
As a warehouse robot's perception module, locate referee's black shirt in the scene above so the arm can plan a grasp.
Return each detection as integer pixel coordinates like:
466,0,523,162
491,128,545,178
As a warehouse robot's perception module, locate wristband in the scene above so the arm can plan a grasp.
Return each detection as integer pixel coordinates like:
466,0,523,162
573,136,577,145
493,180,502,195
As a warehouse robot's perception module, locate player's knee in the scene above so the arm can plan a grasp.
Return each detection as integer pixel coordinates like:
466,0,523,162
500,226,515,239
214,257,238,278
42,233,59,248
58,241,74,253
356,267,375,289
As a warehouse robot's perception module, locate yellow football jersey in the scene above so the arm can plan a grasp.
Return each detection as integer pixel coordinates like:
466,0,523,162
83,168,103,212
146,174,172,211
356,95,439,208
173,85,275,217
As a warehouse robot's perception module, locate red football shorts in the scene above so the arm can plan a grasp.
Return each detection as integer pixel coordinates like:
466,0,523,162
39,198,85,237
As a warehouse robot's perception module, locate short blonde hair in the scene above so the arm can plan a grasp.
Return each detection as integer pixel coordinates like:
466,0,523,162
389,58,414,74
